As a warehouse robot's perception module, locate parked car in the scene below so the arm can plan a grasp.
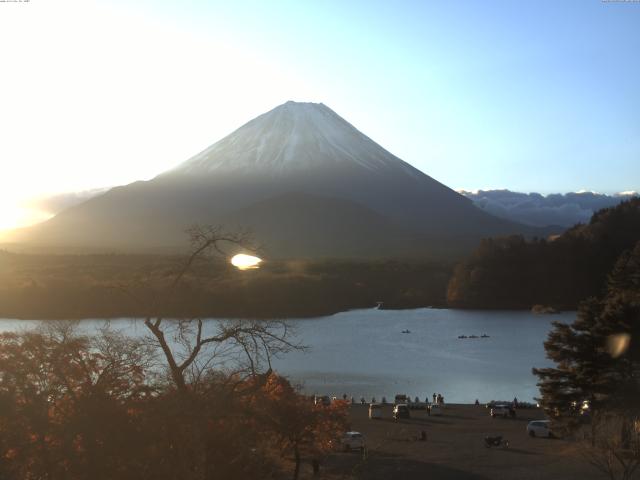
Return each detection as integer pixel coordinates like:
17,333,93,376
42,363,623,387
369,403,382,419
314,395,331,406
490,405,512,418
393,404,410,420
339,432,365,452
527,420,554,438
430,403,443,416
394,394,408,405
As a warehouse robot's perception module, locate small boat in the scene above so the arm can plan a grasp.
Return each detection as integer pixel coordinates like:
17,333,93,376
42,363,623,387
374,301,384,310
401,329,411,334
458,335,467,339
469,335,479,339
481,334,490,338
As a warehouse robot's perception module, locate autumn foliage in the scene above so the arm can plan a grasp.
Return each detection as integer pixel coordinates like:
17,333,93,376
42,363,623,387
0,326,349,480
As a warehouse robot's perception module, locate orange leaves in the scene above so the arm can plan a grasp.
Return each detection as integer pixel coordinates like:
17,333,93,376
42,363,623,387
0,330,346,479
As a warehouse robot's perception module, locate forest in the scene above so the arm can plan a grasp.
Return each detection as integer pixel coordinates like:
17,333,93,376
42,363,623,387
447,198,640,310
0,250,452,320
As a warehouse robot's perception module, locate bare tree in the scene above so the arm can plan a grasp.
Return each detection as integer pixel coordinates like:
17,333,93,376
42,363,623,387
582,413,640,480
139,225,301,393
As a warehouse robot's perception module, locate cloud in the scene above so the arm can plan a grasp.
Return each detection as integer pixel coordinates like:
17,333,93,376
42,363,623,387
459,190,638,227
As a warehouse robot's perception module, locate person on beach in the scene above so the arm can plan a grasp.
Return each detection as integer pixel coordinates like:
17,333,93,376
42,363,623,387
432,393,437,403
475,398,480,406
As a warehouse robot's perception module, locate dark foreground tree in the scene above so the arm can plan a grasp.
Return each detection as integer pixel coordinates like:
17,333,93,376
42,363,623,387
0,324,153,480
0,327,347,480
533,241,640,480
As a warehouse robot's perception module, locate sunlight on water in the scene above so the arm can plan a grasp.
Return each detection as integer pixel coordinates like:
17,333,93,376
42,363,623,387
230,253,262,270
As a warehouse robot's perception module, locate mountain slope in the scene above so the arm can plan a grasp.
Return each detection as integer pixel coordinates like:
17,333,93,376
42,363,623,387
10,101,550,257
220,192,430,259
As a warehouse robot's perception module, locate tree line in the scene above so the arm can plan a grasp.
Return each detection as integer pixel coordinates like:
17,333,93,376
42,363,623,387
447,198,640,309
0,251,452,320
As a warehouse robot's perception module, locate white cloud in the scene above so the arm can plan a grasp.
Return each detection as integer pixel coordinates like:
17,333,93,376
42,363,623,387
462,190,638,227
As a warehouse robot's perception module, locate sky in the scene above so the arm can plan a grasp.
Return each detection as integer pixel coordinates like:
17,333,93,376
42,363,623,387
0,0,639,231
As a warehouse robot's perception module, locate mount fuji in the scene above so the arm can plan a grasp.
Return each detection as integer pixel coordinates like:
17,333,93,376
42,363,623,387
11,101,549,258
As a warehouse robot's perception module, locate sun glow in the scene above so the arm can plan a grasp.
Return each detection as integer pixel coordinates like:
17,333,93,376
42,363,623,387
0,192,52,240
230,254,262,270
0,205,24,232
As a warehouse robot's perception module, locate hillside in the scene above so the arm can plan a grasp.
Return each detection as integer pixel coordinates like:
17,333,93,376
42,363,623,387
447,197,640,309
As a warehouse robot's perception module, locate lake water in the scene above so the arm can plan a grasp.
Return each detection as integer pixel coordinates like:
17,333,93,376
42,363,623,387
0,308,574,404
270,308,574,404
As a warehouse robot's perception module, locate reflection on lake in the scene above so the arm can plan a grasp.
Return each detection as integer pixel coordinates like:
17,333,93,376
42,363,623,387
0,308,574,403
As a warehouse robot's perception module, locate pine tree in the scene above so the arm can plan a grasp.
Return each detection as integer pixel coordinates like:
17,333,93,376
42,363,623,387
533,241,640,479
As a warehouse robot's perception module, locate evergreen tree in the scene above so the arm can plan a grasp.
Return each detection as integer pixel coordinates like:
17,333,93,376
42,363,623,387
533,241,639,426
533,241,640,479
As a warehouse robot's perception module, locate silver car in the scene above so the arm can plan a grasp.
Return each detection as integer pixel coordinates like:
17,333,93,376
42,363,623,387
339,431,365,452
490,405,511,418
527,420,554,438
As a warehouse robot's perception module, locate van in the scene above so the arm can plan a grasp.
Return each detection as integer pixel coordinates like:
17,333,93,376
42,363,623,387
369,403,382,419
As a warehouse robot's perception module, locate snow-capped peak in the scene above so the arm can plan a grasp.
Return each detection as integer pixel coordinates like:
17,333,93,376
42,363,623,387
169,101,419,177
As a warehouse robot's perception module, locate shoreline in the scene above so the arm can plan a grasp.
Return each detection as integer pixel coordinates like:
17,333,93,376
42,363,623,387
0,305,571,322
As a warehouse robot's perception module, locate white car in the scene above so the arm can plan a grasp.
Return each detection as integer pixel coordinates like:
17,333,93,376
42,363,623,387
527,420,554,438
490,405,512,418
339,432,365,452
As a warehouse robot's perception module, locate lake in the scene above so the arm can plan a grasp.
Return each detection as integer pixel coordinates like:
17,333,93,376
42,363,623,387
271,308,574,404
0,308,573,403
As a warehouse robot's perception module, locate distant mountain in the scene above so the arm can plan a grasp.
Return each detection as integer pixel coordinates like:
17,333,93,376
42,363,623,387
460,189,638,228
9,101,552,258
